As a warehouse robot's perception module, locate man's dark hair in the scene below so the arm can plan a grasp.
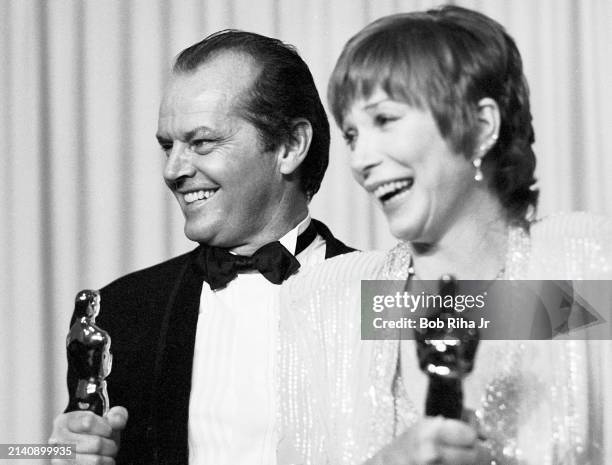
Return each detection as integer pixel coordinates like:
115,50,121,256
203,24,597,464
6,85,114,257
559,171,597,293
174,30,330,199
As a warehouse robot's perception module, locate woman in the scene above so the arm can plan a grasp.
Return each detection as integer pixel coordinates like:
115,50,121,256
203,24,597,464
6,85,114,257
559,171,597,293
278,5,611,465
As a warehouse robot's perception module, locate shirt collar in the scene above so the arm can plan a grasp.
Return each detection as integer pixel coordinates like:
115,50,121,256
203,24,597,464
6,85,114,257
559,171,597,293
278,214,311,255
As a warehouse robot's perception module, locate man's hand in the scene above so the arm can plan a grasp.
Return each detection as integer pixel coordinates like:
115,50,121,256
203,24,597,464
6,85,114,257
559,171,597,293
365,416,489,465
49,406,128,465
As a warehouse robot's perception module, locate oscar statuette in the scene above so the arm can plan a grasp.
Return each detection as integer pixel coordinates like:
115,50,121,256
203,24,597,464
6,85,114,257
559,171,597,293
413,276,479,419
65,289,112,416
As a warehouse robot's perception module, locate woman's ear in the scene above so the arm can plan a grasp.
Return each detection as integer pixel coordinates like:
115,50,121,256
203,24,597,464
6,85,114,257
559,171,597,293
474,97,501,158
278,118,312,175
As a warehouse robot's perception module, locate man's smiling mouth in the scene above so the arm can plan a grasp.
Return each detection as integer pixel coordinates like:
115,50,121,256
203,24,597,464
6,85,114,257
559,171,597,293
184,189,218,204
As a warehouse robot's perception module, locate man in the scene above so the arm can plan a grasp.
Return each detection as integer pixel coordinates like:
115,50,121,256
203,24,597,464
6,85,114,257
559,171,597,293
50,30,353,465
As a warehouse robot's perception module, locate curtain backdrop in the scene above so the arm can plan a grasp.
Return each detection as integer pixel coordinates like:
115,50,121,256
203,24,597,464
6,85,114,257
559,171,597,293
1,0,611,452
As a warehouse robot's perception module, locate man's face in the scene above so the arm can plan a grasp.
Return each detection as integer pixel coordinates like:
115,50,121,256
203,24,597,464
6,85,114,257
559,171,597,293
156,54,286,251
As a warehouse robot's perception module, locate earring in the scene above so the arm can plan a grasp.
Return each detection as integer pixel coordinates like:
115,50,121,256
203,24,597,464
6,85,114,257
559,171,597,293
479,135,498,155
473,157,483,182
473,134,497,182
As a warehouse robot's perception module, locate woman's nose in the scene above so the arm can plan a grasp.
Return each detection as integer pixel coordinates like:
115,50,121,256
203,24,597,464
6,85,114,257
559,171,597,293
349,132,383,180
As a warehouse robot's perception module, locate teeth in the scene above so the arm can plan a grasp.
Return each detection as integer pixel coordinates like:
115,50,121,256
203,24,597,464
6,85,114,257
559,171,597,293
184,190,215,204
373,179,412,200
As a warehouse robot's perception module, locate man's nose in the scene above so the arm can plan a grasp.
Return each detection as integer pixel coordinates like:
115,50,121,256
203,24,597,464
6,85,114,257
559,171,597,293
163,143,196,184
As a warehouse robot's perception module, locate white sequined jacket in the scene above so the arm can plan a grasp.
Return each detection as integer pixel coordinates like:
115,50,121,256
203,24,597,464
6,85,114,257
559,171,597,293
278,213,612,465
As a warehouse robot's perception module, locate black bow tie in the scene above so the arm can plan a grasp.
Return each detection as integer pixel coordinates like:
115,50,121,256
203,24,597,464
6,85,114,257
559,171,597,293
193,222,317,290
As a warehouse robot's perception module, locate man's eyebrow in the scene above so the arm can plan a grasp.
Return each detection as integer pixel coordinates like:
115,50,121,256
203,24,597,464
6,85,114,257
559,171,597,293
155,126,215,144
155,126,213,144
155,134,171,145
184,126,215,141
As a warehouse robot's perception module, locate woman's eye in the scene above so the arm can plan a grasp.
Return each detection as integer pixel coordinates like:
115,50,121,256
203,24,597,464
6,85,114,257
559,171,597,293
374,114,397,126
342,131,357,150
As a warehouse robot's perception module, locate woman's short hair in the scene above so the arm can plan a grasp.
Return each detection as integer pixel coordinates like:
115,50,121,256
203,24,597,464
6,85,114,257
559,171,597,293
328,5,538,222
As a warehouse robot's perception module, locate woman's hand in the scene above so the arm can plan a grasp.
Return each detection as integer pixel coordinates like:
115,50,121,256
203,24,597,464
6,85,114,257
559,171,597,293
365,416,490,465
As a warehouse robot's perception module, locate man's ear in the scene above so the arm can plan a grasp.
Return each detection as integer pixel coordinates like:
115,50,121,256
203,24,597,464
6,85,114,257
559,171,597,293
278,118,312,175
473,97,500,158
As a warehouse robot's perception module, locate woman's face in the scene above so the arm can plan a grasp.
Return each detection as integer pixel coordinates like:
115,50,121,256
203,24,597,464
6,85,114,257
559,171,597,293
342,88,478,244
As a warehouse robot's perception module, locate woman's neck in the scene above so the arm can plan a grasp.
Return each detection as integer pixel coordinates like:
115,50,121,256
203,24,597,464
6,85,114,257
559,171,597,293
409,208,510,281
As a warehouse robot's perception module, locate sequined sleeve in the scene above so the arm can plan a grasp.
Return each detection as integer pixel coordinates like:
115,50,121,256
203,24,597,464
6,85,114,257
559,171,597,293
277,251,405,465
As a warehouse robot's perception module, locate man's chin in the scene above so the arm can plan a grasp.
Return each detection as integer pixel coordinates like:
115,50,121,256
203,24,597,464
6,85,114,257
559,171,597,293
184,224,216,245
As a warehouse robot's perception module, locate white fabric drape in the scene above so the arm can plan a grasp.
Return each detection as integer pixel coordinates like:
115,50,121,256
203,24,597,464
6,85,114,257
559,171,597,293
1,0,611,451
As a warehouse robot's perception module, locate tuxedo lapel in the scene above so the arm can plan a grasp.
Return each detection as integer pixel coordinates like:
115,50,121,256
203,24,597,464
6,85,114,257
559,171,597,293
150,248,203,465
311,218,356,258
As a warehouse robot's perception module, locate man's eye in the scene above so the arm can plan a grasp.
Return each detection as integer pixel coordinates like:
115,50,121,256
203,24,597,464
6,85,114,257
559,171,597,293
190,139,214,152
159,143,173,155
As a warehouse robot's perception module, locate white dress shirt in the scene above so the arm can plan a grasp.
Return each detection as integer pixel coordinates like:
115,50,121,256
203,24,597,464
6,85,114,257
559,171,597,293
188,216,326,465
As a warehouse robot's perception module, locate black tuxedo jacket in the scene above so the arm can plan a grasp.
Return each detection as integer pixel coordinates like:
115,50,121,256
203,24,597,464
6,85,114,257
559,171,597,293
66,219,354,465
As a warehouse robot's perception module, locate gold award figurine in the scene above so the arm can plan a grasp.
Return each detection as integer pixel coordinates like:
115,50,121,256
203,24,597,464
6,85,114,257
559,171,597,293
66,289,112,416
414,276,479,419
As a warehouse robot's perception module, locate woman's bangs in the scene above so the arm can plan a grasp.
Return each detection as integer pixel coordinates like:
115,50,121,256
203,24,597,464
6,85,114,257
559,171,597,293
331,34,429,124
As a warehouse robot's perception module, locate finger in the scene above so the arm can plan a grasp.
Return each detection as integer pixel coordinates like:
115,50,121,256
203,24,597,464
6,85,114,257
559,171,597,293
50,455,115,465
105,406,128,432
51,430,118,458
66,412,113,438
74,433,120,457
51,413,78,441
419,416,446,441
436,418,477,447
49,433,70,445
415,439,442,465
402,420,445,464
74,453,116,465
439,444,478,465
462,408,487,440
49,420,81,446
